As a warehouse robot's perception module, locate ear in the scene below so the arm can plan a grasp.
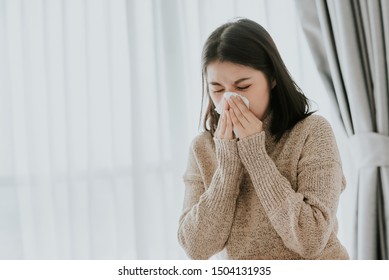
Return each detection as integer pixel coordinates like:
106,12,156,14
271,79,277,89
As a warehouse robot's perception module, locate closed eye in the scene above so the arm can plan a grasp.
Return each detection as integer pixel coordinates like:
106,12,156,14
213,89,224,94
236,85,251,90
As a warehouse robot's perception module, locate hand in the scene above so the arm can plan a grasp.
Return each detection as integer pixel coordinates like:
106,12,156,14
214,98,234,140
228,95,263,139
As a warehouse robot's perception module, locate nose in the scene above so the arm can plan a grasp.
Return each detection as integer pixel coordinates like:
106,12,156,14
224,87,235,93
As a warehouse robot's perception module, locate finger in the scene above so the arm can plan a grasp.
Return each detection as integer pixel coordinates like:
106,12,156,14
229,106,245,132
224,97,230,111
232,95,260,125
233,95,248,108
228,97,250,127
233,96,252,117
219,110,227,136
225,109,233,139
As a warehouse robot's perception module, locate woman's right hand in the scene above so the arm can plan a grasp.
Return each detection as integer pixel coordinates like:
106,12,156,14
214,98,234,140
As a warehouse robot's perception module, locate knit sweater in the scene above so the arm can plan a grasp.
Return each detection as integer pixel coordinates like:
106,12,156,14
178,113,349,260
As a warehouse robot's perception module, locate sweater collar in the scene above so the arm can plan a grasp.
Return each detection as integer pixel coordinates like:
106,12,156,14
261,110,273,133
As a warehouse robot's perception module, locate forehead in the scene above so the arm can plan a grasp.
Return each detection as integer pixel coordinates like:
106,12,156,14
206,61,258,82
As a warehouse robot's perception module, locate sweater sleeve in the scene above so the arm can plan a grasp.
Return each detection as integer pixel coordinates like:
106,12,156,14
177,136,243,259
236,118,345,259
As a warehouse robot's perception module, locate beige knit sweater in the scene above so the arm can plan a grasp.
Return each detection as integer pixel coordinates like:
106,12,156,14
178,113,349,260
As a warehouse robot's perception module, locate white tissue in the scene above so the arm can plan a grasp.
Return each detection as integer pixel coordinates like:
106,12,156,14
215,92,250,138
215,92,250,115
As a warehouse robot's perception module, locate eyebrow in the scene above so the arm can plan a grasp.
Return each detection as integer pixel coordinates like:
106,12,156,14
208,77,252,86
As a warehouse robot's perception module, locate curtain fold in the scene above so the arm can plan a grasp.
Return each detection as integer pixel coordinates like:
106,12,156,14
295,0,389,259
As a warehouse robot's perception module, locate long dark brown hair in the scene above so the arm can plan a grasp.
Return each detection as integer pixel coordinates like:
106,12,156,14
200,18,313,141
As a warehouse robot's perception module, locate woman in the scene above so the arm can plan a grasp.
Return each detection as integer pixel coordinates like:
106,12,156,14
177,18,349,260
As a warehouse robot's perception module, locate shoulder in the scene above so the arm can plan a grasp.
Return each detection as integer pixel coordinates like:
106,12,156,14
295,114,332,131
293,114,341,163
293,114,335,140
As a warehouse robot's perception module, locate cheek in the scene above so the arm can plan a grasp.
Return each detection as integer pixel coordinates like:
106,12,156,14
247,89,270,116
210,93,223,106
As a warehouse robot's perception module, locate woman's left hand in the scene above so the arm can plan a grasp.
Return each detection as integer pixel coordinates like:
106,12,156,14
227,95,263,139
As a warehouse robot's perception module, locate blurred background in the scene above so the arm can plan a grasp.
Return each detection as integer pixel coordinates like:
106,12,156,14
1,0,387,260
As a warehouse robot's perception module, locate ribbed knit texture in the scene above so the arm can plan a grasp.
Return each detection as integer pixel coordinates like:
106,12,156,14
178,114,349,260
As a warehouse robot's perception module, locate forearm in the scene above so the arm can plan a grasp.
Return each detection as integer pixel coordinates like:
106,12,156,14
178,138,243,259
237,132,341,258
178,169,243,259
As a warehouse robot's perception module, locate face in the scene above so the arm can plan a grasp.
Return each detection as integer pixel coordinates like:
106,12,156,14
206,60,274,120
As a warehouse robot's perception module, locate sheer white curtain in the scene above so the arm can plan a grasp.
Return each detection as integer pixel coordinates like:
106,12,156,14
0,0,350,259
